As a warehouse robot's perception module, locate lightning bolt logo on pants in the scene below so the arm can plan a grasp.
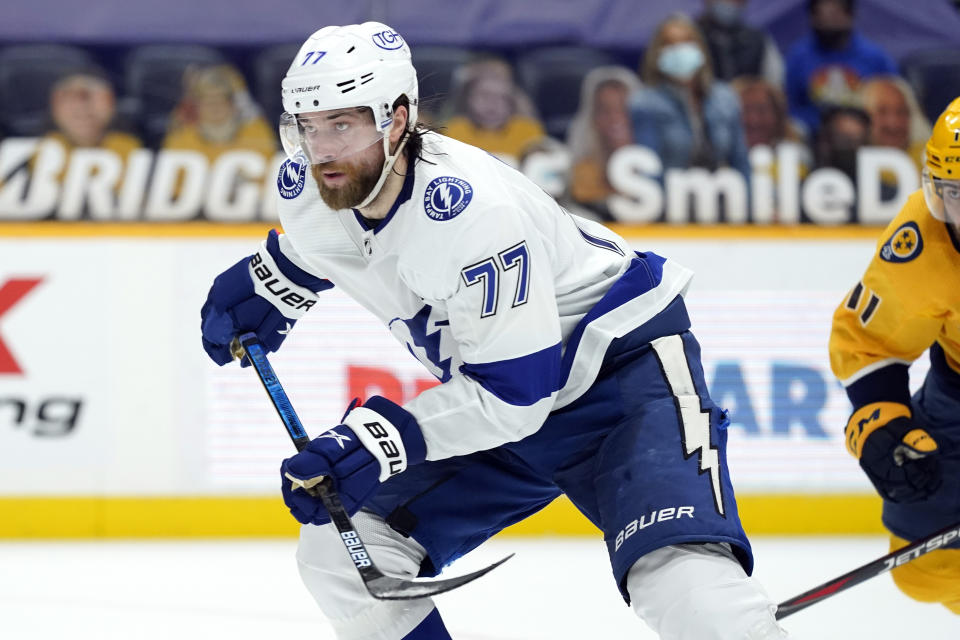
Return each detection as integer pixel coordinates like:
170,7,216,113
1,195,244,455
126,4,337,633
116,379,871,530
652,334,725,517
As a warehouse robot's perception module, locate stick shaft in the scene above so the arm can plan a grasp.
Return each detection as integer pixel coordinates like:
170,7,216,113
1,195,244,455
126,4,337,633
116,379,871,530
236,333,310,451
775,520,960,619
234,332,382,583
232,332,512,599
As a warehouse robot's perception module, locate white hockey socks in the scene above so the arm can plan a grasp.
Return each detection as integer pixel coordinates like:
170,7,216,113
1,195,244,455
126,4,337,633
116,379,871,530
627,543,792,640
296,511,436,640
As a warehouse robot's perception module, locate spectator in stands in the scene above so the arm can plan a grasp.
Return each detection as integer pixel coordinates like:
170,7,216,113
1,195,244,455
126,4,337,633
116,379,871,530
443,57,546,165
696,0,785,87
45,67,141,162
162,64,276,166
629,13,750,179
733,76,811,221
566,66,641,220
19,67,143,209
814,104,870,183
785,0,897,137
732,76,806,149
861,76,931,173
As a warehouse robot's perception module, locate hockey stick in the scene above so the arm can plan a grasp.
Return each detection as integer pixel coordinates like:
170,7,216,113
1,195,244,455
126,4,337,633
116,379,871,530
230,331,511,600
775,519,960,619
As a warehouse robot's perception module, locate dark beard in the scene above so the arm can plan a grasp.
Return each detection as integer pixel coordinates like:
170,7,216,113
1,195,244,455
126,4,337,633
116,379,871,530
311,152,383,210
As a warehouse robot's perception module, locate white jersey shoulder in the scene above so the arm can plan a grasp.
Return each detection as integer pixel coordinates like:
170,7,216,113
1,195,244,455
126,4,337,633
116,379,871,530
271,133,694,460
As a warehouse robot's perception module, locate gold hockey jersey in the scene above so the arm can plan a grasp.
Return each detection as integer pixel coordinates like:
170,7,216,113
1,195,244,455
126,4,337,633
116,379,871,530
830,190,960,410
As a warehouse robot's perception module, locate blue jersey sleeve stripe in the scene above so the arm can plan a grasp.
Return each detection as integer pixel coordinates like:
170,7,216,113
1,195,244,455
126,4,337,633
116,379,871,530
559,252,665,385
267,229,334,292
578,227,625,256
460,342,562,406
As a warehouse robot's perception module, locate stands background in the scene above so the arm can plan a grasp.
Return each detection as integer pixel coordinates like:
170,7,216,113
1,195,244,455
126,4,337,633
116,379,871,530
2,0,960,537
3,0,958,120
3,0,959,57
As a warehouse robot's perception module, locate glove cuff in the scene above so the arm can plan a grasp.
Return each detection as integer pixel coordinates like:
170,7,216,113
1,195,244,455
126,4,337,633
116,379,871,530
845,401,911,458
249,240,320,320
343,396,427,482
264,229,333,291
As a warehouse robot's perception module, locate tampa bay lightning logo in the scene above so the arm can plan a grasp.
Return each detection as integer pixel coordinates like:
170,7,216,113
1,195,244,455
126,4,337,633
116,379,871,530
880,221,923,263
277,157,307,200
423,176,473,221
372,30,404,50
388,305,453,382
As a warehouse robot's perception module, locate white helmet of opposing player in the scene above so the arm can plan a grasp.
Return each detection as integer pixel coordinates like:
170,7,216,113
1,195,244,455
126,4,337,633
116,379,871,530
279,22,419,208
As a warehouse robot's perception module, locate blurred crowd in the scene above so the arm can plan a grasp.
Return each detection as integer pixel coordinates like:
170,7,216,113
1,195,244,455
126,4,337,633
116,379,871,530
1,0,958,223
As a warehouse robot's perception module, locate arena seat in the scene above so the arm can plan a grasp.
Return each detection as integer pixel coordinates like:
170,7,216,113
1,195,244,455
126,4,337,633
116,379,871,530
252,43,301,126
514,46,619,140
900,47,960,123
121,44,226,146
411,45,476,122
0,44,96,136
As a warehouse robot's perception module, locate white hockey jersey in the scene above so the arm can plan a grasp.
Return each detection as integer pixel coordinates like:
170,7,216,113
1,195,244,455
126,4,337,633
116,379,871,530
274,133,692,460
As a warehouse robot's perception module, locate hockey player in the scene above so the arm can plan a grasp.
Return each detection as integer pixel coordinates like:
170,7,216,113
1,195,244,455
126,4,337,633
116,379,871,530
830,96,960,614
200,22,792,639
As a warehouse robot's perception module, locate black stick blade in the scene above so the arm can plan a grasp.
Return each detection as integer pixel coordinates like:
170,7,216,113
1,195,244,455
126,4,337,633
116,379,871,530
367,554,514,600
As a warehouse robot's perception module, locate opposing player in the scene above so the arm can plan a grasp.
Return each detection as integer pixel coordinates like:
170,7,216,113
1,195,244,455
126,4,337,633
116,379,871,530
830,97,960,614
200,22,792,639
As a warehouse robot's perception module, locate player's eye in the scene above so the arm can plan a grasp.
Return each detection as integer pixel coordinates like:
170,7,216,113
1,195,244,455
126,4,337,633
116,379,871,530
334,121,350,132
945,186,960,201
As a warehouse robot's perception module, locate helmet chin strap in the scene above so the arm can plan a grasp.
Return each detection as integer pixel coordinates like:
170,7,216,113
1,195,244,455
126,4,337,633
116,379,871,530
356,130,411,210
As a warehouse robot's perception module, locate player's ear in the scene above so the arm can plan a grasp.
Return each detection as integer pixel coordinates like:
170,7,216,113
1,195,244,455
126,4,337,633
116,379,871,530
389,104,408,147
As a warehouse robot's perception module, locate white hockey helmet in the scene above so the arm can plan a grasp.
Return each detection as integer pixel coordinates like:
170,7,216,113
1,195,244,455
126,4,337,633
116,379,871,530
279,22,418,165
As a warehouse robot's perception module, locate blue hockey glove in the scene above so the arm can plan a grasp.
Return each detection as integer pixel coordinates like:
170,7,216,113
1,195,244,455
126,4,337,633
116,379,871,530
846,402,941,503
200,229,331,365
280,396,428,526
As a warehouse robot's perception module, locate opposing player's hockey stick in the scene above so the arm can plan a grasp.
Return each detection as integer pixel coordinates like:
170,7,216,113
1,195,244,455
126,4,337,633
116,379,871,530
231,331,511,600
775,519,960,618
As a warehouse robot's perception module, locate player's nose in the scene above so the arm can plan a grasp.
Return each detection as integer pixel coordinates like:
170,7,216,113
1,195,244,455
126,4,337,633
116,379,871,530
306,138,339,164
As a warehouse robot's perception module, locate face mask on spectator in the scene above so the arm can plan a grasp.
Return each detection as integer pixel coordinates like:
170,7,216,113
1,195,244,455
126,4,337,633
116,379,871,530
814,27,852,50
658,43,705,81
708,1,744,27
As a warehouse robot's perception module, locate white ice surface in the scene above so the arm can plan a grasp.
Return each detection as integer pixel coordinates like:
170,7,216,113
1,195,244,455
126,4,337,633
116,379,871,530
0,536,957,639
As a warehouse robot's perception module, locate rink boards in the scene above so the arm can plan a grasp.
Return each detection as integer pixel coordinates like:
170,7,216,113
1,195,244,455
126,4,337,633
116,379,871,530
0,223,900,537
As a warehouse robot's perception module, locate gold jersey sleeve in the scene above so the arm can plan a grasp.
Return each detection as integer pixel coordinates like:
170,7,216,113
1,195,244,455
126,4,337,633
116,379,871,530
829,190,960,390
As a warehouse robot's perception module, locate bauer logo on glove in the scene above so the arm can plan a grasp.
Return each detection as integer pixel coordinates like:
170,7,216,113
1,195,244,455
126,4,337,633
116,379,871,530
199,228,332,366
249,249,318,317
280,396,427,526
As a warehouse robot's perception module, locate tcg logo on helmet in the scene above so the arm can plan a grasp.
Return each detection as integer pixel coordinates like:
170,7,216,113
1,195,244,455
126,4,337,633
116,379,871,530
372,30,404,50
